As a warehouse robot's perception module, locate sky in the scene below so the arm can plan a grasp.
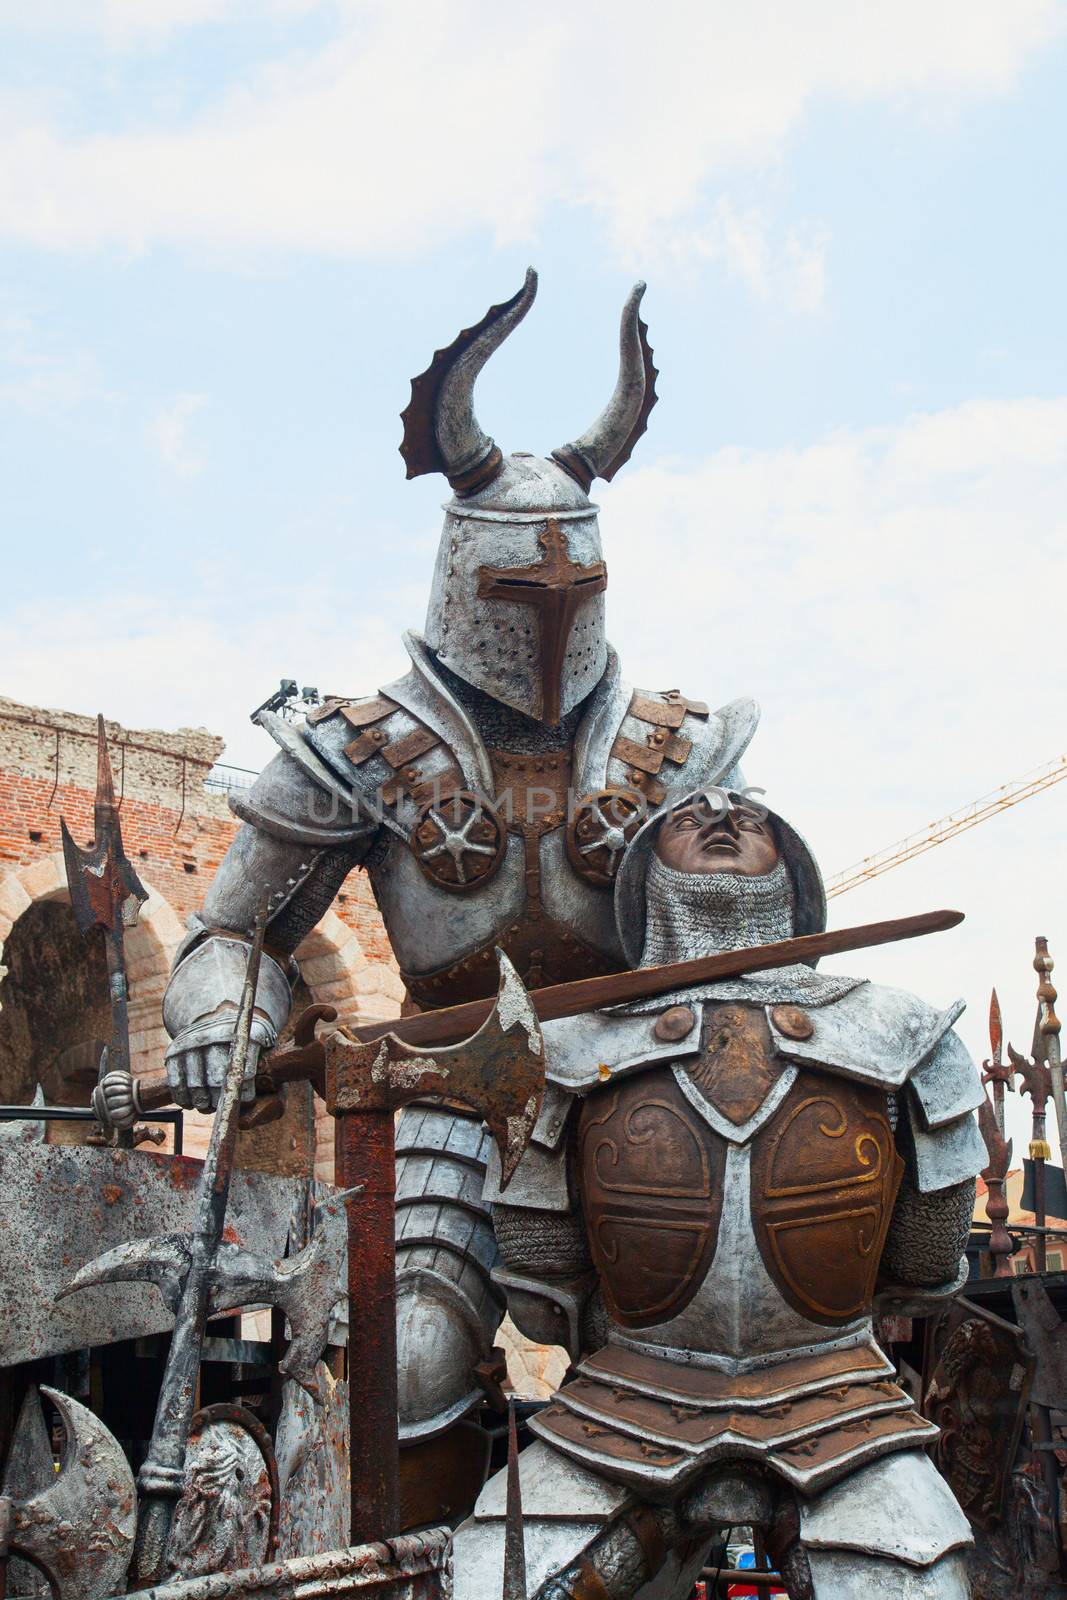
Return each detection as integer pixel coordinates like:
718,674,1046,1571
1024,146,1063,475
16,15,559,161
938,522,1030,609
1,0,1065,1161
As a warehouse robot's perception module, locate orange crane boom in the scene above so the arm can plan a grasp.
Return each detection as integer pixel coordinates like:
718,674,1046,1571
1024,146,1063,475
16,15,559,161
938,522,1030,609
827,755,1067,899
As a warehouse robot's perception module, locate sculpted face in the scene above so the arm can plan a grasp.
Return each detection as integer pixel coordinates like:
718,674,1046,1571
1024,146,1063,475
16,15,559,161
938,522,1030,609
654,797,780,878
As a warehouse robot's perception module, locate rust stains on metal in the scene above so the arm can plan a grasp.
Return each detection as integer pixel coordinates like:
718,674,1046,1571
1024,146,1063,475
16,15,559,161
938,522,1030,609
477,520,607,726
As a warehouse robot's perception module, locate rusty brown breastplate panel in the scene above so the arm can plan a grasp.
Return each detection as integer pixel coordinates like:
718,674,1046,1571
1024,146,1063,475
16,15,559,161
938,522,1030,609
578,1067,726,1330
749,1069,903,1326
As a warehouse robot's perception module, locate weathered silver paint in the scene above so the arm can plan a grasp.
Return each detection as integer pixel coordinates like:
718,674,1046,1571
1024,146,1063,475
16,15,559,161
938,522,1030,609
543,1007,703,1094
909,1027,985,1127
908,1103,988,1192
394,1106,502,1442
4,1386,136,1600
425,460,607,722
208,1187,354,1401
492,1263,589,1357
455,1440,629,1600
0,1143,304,1366
767,987,966,1091
275,1365,350,1558
483,1136,568,1210
628,1141,863,1365
799,1447,973,1565
806,1549,971,1598
554,282,654,486
164,937,291,1106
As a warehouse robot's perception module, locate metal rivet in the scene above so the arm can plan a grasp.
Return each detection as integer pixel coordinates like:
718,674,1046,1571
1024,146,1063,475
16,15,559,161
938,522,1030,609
654,1005,697,1043
771,1004,814,1041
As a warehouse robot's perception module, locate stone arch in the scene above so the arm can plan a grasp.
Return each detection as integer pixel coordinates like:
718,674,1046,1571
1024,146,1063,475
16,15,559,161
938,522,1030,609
0,852,184,1115
293,908,404,1029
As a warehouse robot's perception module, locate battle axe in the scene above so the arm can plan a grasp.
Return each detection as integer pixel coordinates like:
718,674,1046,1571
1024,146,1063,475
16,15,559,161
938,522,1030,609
326,950,544,1545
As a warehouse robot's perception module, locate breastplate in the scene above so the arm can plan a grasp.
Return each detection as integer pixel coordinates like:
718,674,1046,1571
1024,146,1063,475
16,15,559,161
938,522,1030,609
369,747,625,1007
578,1011,903,1346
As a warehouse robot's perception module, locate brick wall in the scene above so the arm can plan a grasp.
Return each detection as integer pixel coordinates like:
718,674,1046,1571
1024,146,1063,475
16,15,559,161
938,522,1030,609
0,695,403,1163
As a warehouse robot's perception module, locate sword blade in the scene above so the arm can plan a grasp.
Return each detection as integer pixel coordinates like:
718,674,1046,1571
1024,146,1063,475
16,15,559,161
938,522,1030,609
352,908,965,1050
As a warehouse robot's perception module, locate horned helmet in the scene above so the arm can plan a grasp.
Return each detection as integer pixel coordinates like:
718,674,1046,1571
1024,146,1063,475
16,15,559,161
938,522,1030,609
400,269,657,725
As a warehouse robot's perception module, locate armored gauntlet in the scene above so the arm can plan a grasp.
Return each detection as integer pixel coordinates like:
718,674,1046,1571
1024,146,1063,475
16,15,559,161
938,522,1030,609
163,936,293,1111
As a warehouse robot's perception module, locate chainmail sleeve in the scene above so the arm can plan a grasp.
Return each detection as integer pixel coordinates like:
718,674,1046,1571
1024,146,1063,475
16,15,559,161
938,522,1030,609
880,1173,976,1288
881,1096,976,1289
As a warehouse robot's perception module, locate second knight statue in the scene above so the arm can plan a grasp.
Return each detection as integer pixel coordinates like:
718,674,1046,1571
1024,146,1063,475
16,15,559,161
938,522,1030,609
455,790,987,1599
160,271,759,1505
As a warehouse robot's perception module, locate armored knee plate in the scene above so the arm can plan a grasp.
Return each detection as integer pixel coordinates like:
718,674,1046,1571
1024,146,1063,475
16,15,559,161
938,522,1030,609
395,1105,504,1442
799,1450,973,1599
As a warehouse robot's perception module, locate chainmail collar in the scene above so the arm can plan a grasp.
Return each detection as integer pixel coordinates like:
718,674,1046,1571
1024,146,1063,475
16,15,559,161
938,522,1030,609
432,654,589,754
618,856,862,1011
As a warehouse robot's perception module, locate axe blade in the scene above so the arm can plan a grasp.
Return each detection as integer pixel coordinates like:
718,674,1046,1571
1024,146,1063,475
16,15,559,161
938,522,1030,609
58,1233,191,1316
208,1187,360,1403
60,716,147,937
331,952,544,1187
4,1386,136,1600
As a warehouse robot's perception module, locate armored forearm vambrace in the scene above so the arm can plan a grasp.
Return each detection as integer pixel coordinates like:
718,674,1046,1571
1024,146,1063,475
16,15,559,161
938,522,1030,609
395,1105,505,1441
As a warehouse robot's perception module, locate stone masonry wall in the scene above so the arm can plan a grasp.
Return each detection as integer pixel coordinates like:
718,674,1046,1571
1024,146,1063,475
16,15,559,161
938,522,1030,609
0,696,403,1167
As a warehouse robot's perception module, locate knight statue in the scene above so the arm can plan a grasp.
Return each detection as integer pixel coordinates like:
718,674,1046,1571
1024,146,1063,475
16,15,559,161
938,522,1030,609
454,789,986,1599
160,270,759,1510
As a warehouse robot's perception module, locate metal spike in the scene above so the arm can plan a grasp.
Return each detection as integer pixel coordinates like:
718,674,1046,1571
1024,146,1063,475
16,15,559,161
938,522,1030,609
502,1398,527,1600
989,987,1003,1064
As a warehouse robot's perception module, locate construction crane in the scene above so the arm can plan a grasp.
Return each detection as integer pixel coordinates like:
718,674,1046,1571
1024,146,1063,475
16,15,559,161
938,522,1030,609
826,754,1067,899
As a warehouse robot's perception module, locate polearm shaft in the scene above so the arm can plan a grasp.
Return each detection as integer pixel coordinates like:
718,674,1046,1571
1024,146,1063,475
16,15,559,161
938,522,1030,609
334,1102,398,1543
60,717,147,1144
131,895,269,1586
1034,938,1067,1160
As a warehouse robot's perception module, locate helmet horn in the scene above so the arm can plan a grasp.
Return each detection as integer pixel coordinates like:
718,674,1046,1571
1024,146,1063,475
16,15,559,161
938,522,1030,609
552,283,658,492
399,267,538,496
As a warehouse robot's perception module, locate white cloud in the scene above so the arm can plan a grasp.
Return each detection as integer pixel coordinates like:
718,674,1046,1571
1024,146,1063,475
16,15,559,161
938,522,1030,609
148,392,208,476
658,198,828,310
0,314,103,414
598,394,1067,1153
0,0,1060,271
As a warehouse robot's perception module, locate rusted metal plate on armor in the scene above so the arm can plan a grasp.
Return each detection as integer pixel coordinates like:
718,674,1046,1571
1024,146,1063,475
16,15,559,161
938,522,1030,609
555,1371,912,1449
654,1006,696,1044
532,1339,934,1497
578,1067,725,1328
922,1295,1034,1533
687,1005,783,1126
344,727,392,764
339,696,398,729
768,1406,937,1488
116,1527,452,1599
609,734,666,776
749,1069,903,1325
579,1339,895,1407
476,519,608,727
0,1144,304,1365
382,726,441,771
565,788,643,889
410,792,506,892
628,694,687,729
